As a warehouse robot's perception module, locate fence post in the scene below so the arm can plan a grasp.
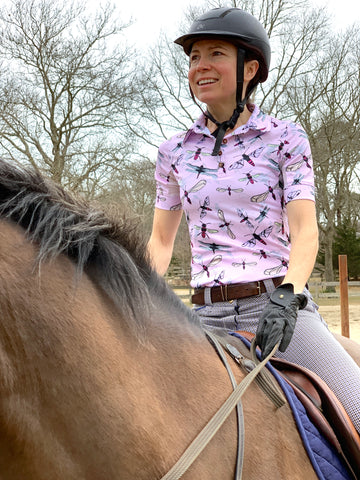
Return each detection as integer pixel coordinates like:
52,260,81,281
338,255,349,338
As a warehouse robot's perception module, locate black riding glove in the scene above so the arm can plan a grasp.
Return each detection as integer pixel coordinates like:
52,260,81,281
255,283,307,360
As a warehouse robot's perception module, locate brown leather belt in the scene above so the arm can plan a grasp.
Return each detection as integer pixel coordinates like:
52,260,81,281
191,276,284,305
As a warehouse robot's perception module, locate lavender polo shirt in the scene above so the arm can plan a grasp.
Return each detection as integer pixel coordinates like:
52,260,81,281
154,105,315,288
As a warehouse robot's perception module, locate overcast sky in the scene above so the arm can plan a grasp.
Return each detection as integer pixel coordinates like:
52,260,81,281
119,0,360,49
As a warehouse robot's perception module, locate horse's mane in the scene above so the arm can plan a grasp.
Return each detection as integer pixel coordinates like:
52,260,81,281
0,160,193,335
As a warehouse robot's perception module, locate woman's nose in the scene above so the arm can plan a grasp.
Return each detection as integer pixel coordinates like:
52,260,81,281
196,56,211,71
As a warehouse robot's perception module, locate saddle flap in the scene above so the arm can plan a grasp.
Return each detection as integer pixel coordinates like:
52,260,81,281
234,331,360,478
271,357,360,479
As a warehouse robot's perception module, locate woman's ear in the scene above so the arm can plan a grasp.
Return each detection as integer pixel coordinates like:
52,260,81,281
244,60,259,81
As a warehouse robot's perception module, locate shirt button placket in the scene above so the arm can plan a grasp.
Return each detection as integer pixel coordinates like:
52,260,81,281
218,138,227,169
218,150,224,169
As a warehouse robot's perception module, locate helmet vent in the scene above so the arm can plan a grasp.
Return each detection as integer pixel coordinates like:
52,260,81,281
219,8,235,18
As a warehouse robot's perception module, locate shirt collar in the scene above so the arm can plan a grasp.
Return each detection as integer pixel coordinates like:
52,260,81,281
183,104,272,145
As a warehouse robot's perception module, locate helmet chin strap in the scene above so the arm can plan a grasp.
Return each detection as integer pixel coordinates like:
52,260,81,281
205,106,243,156
190,48,255,157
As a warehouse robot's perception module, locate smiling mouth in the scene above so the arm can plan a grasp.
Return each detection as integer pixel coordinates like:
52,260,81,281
198,79,217,86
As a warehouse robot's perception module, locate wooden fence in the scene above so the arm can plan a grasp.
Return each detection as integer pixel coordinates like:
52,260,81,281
308,281,360,300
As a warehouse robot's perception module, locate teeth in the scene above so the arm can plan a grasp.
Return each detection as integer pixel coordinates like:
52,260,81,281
198,79,216,85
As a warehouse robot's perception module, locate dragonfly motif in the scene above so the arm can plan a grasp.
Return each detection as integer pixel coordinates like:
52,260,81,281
232,260,257,270
250,183,280,203
170,180,207,210
264,259,288,276
186,163,218,178
242,225,273,248
216,186,244,196
218,209,236,240
192,255,223,280
237,209,254,229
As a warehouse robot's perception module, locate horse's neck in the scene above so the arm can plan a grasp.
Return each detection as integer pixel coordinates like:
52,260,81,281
0,221,215,478
0,219,325,479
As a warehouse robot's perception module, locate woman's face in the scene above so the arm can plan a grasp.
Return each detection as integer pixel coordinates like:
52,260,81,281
188,39,238,109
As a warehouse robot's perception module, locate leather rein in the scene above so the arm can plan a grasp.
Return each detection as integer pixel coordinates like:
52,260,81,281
160,334,286,480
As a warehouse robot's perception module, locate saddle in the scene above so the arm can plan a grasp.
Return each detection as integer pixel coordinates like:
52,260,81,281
235,331,360,480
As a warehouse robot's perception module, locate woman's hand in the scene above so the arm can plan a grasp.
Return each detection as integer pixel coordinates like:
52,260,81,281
255,283,307,359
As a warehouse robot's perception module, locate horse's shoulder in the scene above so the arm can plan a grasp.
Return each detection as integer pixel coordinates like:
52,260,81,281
333,333,360,366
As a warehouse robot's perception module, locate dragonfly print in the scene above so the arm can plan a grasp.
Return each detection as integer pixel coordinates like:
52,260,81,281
192,254,223,281
218,209,236,240
242,225,273,248
170,180,207,210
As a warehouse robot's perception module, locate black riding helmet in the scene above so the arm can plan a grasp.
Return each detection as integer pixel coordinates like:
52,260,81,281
175,7,271,155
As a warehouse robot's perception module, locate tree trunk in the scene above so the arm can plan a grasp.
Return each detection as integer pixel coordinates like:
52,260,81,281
323,225,335,291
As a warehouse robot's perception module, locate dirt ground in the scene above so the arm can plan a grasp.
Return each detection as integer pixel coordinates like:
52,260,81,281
318,304,360,343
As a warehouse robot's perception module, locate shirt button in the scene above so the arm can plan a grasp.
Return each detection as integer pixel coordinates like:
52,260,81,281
223,138,228,144
218,150,223,156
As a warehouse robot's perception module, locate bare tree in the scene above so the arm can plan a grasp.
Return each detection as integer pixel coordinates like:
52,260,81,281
124,34,198,150
279,25,360,281
0,0,137,194
99,155,156,227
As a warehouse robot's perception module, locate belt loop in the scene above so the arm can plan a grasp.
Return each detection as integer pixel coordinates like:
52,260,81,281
263,278,277,294
204,287,213,305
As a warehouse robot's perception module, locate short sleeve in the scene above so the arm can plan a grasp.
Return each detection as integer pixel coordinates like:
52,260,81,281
154,142,182,210
280,124,315,204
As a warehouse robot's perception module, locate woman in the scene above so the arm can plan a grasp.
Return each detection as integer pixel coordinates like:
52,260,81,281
147,7,360,434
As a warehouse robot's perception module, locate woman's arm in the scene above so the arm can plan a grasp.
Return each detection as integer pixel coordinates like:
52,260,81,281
147,207,183,276
256,199,318,358
282,199,319,293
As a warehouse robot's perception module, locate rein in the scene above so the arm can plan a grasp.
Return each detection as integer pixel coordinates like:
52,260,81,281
160,336,283,480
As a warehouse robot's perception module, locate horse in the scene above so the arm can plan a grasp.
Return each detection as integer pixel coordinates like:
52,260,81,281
0,159,358,480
